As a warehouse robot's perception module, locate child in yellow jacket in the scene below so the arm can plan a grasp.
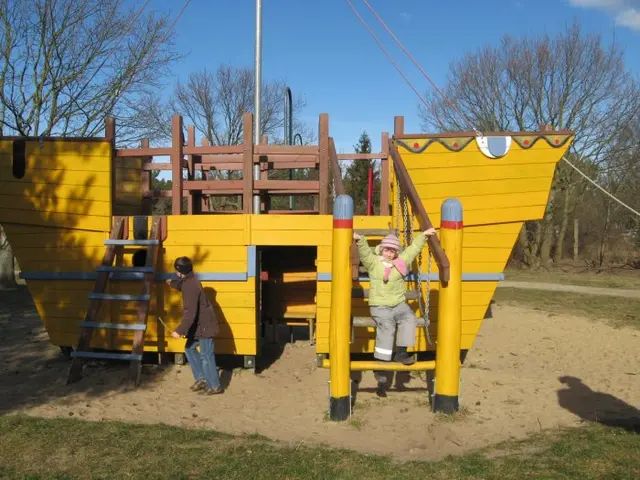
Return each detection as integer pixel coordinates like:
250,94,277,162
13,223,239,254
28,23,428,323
353,228,436,365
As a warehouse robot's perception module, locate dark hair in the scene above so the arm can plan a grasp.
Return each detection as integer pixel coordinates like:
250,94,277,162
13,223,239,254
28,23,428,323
174,256,193,275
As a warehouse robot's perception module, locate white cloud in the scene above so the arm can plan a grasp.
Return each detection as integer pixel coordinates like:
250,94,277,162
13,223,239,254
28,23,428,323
569,0,640,30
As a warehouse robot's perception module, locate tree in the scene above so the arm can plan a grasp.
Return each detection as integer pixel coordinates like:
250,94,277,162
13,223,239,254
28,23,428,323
418,21,640,268
136,65,315,146
0,0,181,283
344,131,380,215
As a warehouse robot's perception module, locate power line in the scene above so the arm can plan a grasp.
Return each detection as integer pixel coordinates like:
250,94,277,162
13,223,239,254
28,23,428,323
562,156,640,218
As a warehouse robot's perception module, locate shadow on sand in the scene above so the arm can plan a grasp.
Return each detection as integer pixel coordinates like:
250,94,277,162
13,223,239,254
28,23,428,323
557,376,640,433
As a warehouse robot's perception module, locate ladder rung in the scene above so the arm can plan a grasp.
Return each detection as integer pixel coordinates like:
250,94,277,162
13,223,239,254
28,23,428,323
104,239,159,246
96,266,154,273
88,293,150,301
352,316,426,328
70,351,143,361
79,322,147,331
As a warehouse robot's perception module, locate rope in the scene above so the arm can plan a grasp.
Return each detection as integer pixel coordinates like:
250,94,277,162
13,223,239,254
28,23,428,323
344,0,431,111
354,0,482,137
156,316,175,334
562,156,640,218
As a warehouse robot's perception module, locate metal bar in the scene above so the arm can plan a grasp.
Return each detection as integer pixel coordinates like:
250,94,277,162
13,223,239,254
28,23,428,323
253,0,262,214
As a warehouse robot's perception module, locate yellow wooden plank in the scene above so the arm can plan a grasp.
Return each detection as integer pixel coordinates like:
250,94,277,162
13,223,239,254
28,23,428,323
0,196,111,217
162,231,246,246
415,177,555,199
46,330,256,355
401,146,564,168
167,215,247,231
251,214,331,231
161,245,247,261
24,140,111,157
0,167,111,187
0,208,110,232
409,163,557,185
1,181,112,202
252,230,332,246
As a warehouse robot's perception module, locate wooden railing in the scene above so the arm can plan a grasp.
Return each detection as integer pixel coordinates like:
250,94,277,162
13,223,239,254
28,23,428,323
112,112,333,215
388,140,450,284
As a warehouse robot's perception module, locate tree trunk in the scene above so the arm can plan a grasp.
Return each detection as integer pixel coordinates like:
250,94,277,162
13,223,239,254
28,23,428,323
598,199,612,268
518,222,539,267
539,219,554,267
573,218,579,262
554,188,571,263
0,226,16,290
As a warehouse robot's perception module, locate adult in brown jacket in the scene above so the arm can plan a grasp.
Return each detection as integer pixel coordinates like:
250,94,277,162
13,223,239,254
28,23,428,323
168,256,223,395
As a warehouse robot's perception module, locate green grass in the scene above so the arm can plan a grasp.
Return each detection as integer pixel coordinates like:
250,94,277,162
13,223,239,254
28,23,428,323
0,415,638,479
493,288,640,329
504,267,640,290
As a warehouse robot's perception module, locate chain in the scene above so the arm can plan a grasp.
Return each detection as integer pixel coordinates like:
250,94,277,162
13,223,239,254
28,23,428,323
394,170,433,347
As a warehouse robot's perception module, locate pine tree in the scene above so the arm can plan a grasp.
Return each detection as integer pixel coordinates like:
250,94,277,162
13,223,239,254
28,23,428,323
344,131,380,215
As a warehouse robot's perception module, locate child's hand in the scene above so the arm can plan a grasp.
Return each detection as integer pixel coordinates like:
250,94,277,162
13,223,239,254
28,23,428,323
353,232,362,241
165,279,172,286
422,227,437,237
171,331,180,339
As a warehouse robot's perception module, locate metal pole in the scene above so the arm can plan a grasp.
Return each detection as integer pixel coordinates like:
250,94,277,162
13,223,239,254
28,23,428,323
285,87,293,209
253,0,262,214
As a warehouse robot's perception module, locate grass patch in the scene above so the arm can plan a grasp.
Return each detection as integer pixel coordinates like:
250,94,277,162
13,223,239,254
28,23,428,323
493,288,640,329
505,268,640,289
1,415,638,479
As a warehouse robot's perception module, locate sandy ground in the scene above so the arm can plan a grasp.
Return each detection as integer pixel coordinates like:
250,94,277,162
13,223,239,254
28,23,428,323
1,286,639,461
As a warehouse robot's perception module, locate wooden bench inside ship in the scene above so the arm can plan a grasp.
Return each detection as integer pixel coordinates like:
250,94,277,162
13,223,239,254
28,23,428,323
115,112,391,347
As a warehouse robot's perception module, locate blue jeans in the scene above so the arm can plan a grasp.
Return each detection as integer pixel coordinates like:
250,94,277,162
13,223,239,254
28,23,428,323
184,337,221,389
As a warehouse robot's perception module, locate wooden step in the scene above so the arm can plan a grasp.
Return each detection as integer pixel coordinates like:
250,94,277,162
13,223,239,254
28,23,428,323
104,239,159,246
78,322,147,331
87,293,150,301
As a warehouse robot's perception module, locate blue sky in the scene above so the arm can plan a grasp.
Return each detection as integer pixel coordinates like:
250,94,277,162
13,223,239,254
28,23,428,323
147,0,640,154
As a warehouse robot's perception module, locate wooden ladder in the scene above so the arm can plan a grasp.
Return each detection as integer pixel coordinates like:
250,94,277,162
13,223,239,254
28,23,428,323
67,216,163,386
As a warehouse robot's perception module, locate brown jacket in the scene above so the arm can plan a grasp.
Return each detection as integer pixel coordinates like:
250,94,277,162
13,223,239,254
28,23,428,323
169,273,219,339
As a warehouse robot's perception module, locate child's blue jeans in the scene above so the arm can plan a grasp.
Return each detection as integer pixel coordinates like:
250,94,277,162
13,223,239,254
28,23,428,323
184,337,221,389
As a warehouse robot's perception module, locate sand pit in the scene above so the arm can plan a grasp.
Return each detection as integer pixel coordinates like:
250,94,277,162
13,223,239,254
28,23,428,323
1,286,639,460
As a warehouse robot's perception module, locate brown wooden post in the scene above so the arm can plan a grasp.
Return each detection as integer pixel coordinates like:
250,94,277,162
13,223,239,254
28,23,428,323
380,132,390,215
187,125,199,215
242,113,254,213
201,138,210,213
318,113,329,214
259,135,269,212
141,138,152,215
105,117,116,211
171,115,183,215
394,116,405,136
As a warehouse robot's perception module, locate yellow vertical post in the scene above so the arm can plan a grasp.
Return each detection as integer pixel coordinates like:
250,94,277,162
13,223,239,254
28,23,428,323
434,198,463,414
329,194,354,421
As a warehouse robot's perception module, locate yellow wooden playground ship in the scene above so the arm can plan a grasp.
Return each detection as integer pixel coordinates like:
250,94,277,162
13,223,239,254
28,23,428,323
0,112,573,405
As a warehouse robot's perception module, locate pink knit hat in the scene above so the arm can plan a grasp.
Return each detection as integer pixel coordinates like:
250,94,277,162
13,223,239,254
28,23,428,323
379,234,402,251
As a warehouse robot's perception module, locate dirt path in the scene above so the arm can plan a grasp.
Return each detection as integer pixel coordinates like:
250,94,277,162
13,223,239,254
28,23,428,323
1,287,639,461
498,280,640,299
